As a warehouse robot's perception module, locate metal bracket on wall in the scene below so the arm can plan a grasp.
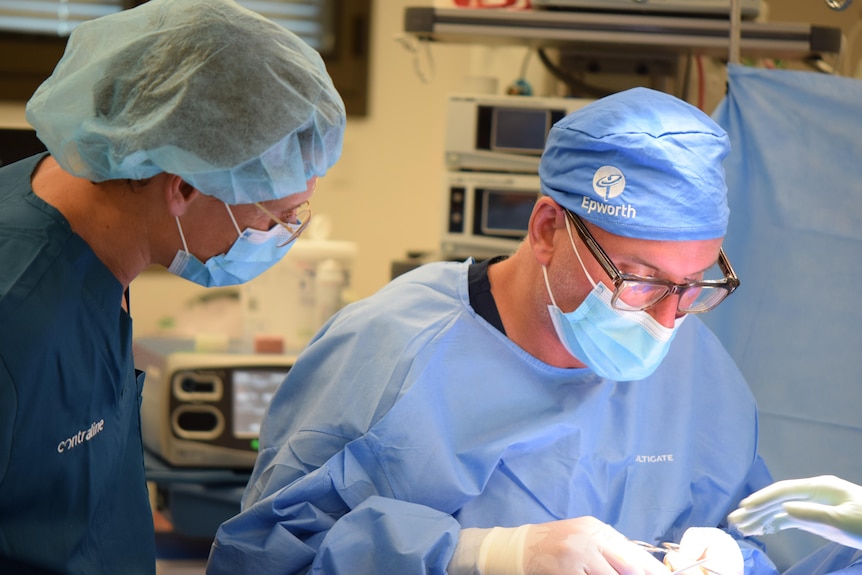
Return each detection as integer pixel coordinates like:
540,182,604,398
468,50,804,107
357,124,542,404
403,7,842,61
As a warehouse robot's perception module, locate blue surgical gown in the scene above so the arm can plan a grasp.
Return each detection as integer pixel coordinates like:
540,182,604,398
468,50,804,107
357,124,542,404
0,155,154,574
709,64,862,575
208,260,776,575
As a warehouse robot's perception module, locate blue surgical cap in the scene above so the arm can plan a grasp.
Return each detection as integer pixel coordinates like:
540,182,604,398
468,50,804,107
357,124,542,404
25,0,346,204
539,87,730,241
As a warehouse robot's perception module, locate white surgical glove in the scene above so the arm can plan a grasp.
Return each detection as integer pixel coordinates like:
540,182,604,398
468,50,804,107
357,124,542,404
663,527,744,575
449,517,670,575
727,475,862,550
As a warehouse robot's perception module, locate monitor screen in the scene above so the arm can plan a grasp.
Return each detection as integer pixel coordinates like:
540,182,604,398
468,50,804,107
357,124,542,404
490,107,551,155
232,369,290,439
481,188,536,237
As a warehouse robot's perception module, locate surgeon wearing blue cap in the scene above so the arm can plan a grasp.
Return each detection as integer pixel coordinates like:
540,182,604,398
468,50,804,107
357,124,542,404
0,0,345,573
208,88,777,575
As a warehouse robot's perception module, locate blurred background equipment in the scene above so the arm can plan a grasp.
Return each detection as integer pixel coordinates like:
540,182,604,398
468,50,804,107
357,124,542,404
240,216,358,355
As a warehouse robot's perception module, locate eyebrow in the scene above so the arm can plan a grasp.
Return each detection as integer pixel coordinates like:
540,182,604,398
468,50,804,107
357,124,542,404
274,206,301,220
614,253,718,282
256,201,305,222
577,213,719,281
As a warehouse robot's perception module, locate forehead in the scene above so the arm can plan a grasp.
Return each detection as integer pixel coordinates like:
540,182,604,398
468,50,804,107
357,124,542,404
260,193,310,212
257,177,316,211
586,219,723,275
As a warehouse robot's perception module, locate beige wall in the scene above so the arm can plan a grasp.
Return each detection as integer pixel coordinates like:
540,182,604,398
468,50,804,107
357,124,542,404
314,3,554,301
0,101,28,127
285,0,862,302
3,0,861,337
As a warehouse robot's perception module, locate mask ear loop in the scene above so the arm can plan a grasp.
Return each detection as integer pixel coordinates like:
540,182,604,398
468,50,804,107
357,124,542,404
174,204,243,256
542,213,600,309
542,265,559,308
174,217,190,254
565,215,598,289
223,203,243,237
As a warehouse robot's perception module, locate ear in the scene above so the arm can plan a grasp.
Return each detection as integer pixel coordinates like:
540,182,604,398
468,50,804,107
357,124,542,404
164,174,200,217
528,197,564,267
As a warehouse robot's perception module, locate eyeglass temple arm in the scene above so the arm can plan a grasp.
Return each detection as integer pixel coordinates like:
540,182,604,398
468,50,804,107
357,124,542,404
717,248,740,291
566,210,623,284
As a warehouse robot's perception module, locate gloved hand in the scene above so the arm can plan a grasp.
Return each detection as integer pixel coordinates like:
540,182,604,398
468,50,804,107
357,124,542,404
663,527,744,575
727,475,862,550
449,517,670,575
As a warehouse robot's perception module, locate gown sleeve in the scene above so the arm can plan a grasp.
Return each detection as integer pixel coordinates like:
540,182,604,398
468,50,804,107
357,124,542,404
207,446,462,575
208,274,469,575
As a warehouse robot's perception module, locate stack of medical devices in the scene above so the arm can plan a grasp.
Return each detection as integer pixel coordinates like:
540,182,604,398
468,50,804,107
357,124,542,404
440,93,591,259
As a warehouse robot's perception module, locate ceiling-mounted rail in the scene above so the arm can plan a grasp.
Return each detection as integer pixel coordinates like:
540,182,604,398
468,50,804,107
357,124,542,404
403,7,842,61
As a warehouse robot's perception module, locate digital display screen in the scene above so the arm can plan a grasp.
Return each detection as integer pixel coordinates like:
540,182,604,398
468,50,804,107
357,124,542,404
481,189,536,237
490,107,551,155
232,369,290,439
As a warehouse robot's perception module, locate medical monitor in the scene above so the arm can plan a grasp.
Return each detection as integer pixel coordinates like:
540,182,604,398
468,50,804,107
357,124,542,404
136,338,295,469
231,369,285,440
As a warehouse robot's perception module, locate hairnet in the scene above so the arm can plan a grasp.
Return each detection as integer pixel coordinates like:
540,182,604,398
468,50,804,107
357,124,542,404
539,87,730,241
25,0,346,204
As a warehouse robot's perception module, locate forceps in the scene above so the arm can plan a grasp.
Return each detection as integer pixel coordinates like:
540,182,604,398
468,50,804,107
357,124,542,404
631,540,726,575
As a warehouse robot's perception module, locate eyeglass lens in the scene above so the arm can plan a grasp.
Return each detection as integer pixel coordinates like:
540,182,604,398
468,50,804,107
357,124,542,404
276,203,311,247
255,201,312,247
613,261,730,314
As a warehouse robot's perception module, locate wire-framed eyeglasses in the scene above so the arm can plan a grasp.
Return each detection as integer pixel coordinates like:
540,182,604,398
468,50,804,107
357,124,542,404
254,201,312,247
565,210,740,314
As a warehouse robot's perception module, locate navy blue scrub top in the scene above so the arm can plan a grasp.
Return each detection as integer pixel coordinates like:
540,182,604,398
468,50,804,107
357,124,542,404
0,155,154,574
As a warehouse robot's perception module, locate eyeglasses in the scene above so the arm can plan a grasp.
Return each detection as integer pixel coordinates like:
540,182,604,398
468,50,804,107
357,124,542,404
254,201,312,247
565,210,740,314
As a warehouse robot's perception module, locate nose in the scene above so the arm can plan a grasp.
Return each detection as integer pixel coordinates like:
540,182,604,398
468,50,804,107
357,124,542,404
648,294,683,329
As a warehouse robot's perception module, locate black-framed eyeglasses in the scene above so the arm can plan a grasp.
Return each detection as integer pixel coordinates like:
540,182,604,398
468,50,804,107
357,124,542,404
565,210,740,314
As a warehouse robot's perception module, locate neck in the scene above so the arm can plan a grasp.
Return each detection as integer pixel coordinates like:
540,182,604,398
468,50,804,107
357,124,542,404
488,249,587,369
31,157,151,289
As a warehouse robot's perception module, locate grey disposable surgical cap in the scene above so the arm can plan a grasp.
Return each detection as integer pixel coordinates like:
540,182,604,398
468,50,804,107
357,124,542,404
26,0,346,204
540,87,730,241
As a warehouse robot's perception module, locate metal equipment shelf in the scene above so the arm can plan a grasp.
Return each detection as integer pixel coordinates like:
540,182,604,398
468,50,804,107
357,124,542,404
403,7,842,60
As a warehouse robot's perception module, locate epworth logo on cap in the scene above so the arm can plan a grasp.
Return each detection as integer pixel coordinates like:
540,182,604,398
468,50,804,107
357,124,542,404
592,166,626,200
581,165,637,219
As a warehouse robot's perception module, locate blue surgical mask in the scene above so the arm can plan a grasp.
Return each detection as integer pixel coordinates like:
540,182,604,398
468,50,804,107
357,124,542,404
543,219,684,381
167,203,296,287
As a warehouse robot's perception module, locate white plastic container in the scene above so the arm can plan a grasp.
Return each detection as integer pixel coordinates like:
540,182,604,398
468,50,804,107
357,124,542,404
240,216,357,354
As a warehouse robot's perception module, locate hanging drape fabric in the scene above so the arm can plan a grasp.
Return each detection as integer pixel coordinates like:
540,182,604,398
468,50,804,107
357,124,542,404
707,64,862,574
